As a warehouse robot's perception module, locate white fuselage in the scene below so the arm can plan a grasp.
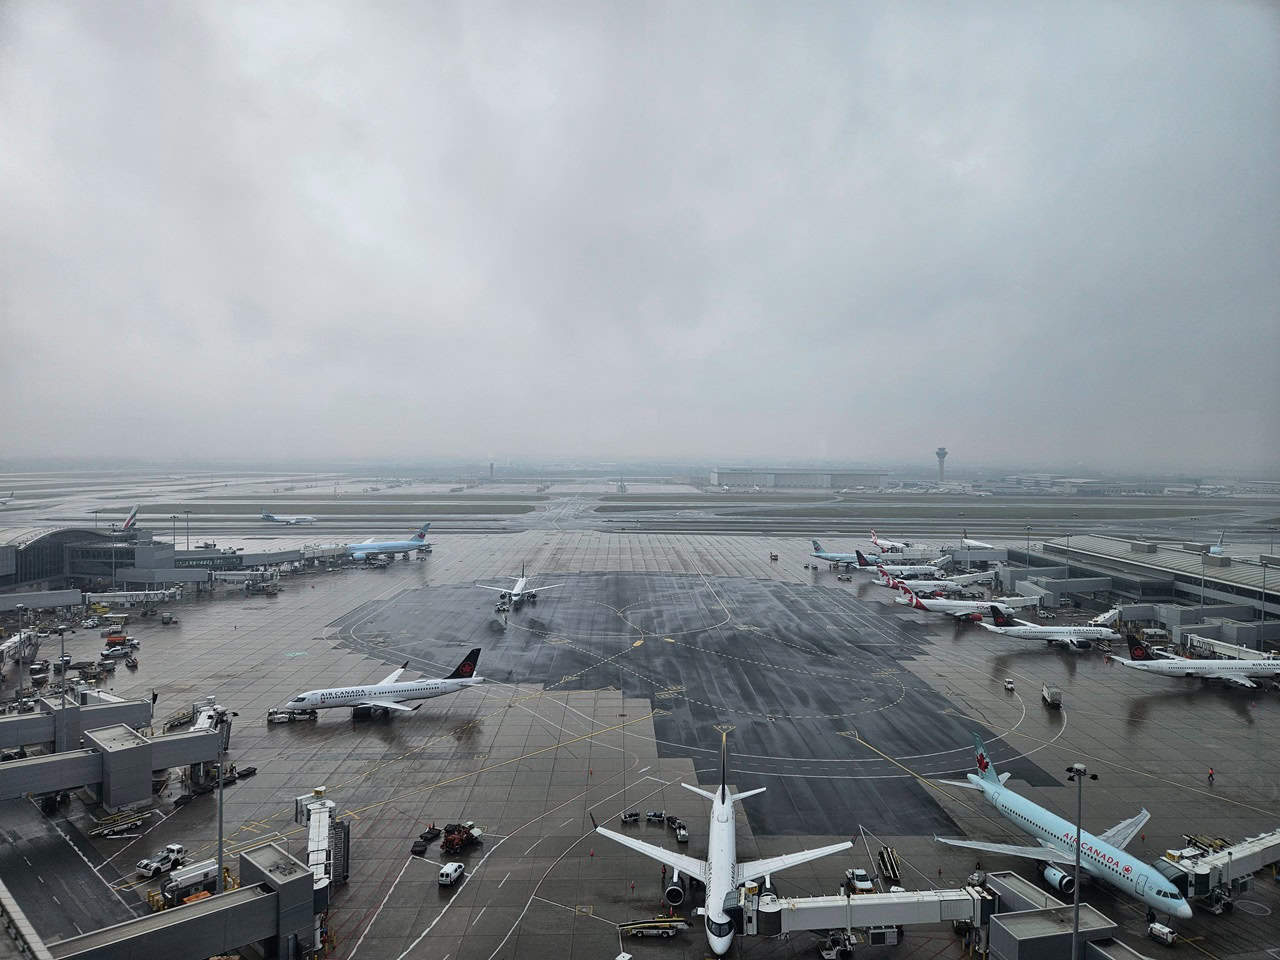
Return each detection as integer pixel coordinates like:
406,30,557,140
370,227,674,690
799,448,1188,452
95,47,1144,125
985,623,1120,642
1117,656,1280,683
813,550,862,566
898,595,1014,618
877,578,968,596
347,537,427,560
264,514,316,524
872,534,908,552
703,788,738,955
874,564,944,577
971,775,1191,919
288,676,483,710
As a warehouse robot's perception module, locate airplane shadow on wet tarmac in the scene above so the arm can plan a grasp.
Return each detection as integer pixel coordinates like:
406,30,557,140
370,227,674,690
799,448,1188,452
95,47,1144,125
331,572,1059,837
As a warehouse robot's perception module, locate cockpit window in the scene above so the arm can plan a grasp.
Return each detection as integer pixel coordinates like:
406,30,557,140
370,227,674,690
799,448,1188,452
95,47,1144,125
706,916,733,937
290,696,306,703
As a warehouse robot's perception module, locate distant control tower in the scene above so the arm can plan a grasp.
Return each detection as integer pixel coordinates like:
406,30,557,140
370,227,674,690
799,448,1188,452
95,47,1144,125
936,447,948,483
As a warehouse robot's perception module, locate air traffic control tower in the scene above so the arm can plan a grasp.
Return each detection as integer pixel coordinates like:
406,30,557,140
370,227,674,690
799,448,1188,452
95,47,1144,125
936,447,948,482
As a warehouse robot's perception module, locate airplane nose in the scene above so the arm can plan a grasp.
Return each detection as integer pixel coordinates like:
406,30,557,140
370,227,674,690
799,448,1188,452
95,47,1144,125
1174,900,1193,920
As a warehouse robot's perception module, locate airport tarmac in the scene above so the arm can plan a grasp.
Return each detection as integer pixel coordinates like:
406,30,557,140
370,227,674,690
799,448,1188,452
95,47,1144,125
3,531,1280,958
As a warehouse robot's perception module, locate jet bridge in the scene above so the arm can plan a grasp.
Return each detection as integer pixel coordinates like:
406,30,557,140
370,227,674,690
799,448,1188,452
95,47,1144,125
1156,827,1280,912
725,884,993,939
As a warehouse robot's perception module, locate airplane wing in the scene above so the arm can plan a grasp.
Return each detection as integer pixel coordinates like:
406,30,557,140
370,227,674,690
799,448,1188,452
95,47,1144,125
475,584,509,592
1218,674,1257,688
934,836,1074,866
379,662,409,685
356,699,418,712
595,827,707,882
1097,809,1150,850
530,584,564,592
738,840,853,883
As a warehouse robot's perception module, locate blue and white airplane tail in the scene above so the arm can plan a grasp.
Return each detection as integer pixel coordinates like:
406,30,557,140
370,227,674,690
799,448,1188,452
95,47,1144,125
811,539,824,553
412,522,431,541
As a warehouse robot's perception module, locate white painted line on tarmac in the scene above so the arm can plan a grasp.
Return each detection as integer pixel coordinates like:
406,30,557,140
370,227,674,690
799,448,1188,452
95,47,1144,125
347,855,417,959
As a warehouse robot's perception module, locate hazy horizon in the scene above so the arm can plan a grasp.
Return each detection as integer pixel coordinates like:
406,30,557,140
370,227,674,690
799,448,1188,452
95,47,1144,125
2,2,1277,472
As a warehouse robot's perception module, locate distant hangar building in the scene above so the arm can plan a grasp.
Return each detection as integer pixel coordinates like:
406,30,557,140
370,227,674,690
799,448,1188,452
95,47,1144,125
709,467,885,490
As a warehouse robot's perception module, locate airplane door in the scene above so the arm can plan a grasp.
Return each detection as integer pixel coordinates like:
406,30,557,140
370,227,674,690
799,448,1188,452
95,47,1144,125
1135,873,1149,897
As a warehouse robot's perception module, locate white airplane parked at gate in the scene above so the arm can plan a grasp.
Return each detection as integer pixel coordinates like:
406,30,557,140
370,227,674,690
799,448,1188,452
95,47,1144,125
874,570,993,597
856,552,949,577
476,563,563,608
979,606,1120,650
595,733,852,955
870,529,911,552
1111,637,1280,689
961,530,995,550
346,522,431,561
934,734,1191,921
893,582,1035,621
261,510,317,525
281,648,483,717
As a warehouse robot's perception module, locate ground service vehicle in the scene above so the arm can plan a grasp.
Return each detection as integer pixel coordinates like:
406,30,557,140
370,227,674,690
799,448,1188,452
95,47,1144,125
441,822,483,855
1042,683,1063,708
137,844,187,878
438,862,464,886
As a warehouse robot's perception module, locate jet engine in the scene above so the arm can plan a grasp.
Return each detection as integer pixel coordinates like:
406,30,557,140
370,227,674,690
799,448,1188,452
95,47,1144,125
664,869,684,906
499,592,510,600
1043,865,1075,895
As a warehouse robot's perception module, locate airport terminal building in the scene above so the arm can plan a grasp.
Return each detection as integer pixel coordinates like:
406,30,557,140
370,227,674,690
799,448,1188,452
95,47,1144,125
710,467,885,489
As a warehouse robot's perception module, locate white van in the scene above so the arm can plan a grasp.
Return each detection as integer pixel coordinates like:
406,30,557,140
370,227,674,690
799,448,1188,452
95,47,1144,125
438,862,464,886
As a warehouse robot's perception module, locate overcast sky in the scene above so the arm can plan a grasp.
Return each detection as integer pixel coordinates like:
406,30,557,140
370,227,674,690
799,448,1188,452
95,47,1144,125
1,2,1277,474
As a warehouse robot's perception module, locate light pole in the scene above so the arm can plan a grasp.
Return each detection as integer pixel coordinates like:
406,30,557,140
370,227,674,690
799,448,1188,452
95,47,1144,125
169,514,178,546
1067,763,1098,959
1200,550,1206,614
184,510,191,551
1025,525,1032,587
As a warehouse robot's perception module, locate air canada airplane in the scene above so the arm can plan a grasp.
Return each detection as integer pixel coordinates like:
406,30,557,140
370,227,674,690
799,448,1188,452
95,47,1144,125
935,734,1191,921
857,552,948,577
595,733,852,955
476,564,563,608
874,570,994,596
979,606,1120,649
345,522,431,561
282,648,482,717
1111,637,1280,689
893,583,1033,621
261,510,317,525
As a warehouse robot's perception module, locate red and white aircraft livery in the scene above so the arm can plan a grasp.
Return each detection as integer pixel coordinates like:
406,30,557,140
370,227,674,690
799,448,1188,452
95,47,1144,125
870,529,911,552
893,582,1035,621
121,504,140,530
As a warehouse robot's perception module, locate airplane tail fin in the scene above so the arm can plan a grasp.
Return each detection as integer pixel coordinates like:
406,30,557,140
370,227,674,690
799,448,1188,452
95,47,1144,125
1126,636,1152,660
122,505,140,531
856,550,872,567
989,605,1015,627
445,648,481,679
972,734,1001,786
811,539,824,553
412,522,431,541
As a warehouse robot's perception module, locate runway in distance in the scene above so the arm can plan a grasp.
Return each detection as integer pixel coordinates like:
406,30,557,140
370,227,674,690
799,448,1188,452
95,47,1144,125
261,510,317,525
345,522,431,561
594,733,852,955
0,490,13,505
476,563,563,609
1111,637,1280,689
979,606,1120,649
935,734,1192,921
281,648,482,717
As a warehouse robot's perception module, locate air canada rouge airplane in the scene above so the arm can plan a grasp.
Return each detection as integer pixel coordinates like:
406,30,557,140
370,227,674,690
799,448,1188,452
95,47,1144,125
935,734,1192,921
870,529,911,552
595,733,851,955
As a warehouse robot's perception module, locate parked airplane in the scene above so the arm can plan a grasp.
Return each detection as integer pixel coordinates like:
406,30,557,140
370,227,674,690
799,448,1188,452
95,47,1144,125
476,563,563,609
281,648,482,717
978,606,1120,650
121,504,140,531
1111,637,1280,689
811,539,878,569
894,583,1032,621
935,734,1191,921
961,530,995,550
1208,531,1227,556
0,490,13,506
261,510,317,525
870,529,911,552
856,552,947,577
345,522,431,561
595,733,852,955
875,570,993,597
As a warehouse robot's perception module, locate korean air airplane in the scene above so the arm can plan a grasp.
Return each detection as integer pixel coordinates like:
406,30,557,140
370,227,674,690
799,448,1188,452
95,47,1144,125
811,539,877,569
935,734,1191,921
345,522,431,561
595,733,851,955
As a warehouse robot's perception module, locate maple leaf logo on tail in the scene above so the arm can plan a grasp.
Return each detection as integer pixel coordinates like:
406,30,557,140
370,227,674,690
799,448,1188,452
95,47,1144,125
459,661,474,676
976,752,989,773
